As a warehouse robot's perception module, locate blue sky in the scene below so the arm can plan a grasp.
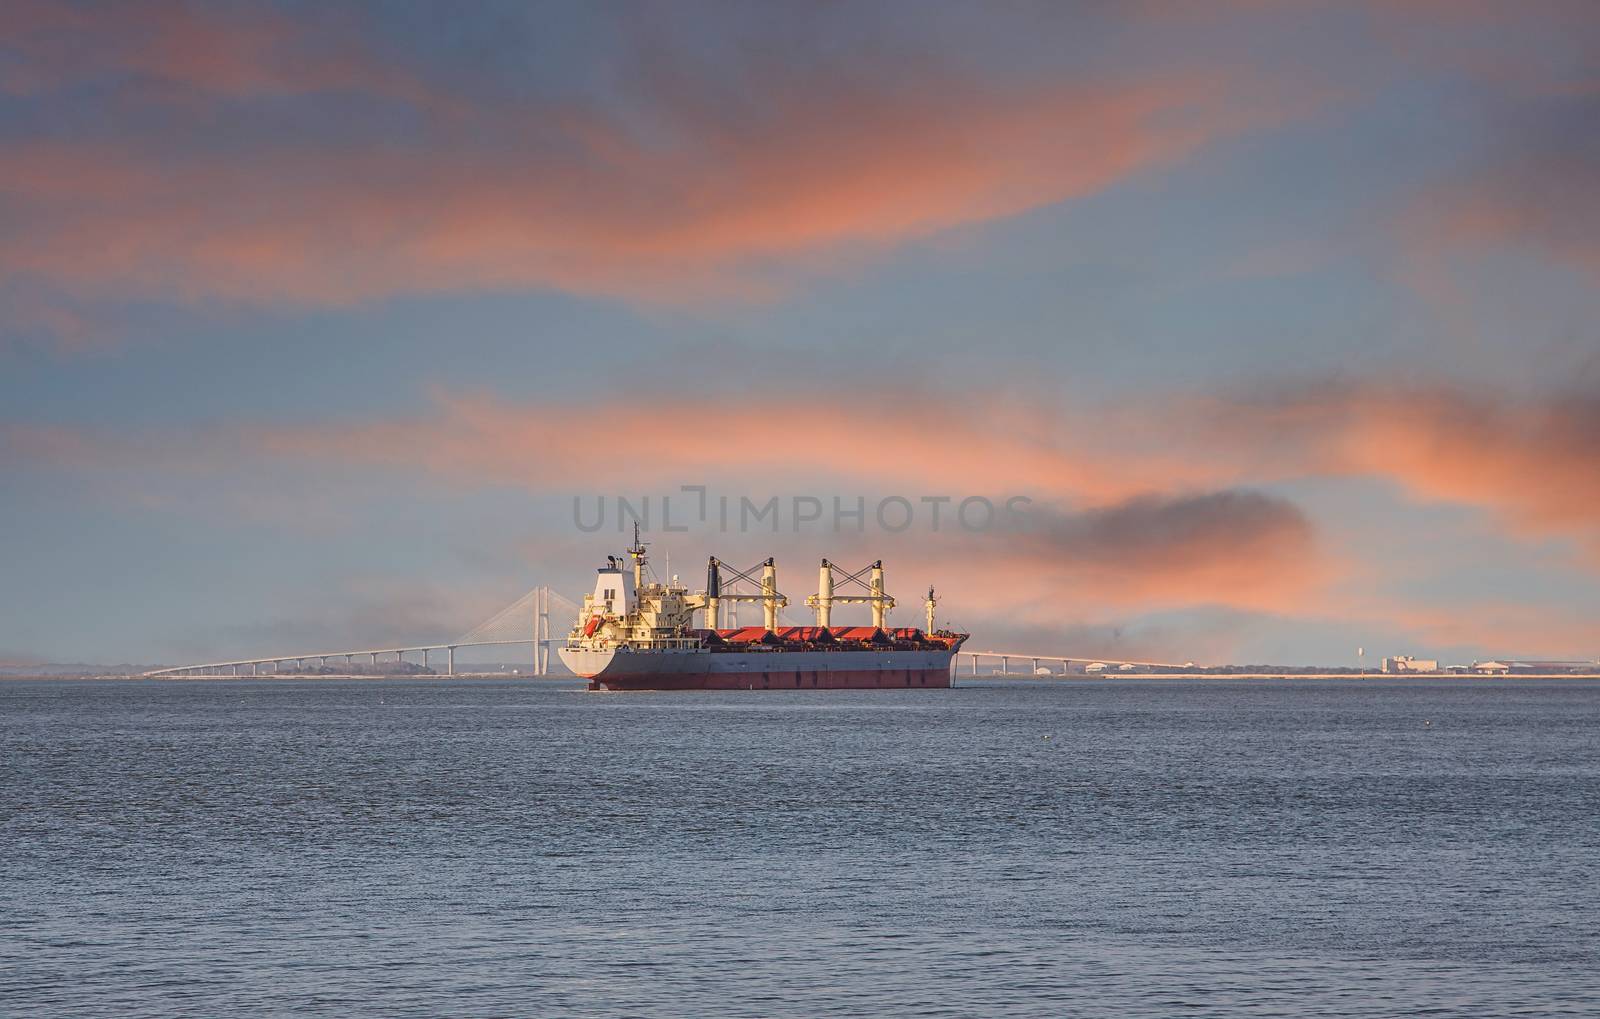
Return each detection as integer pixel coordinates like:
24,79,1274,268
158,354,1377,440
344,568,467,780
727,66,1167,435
2,1,1597,665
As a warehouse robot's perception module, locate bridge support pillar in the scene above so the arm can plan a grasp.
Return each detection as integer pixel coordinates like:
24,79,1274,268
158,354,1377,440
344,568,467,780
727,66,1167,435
534,587,550,676
1000,656,1008,675
1032,658,1039,675
447,646,455,677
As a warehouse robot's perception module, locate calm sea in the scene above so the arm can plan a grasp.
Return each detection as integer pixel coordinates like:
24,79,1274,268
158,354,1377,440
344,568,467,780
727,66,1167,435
4,677,1598,1017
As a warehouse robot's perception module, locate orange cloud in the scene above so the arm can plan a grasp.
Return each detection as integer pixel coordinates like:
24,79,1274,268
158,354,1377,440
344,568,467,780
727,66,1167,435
246,390,1332,622
1334,394,1600,537
933,492,1328,622
1199,383,1600,562
17,377,1599,568
586,490,1327,648
0,1,424,100
1371,1,1599,98
249,388,1235,505
23,379,1600,656
1370,600,1599,661
0,6,1300,316
1393,84,1599,330
1403,151,1600,285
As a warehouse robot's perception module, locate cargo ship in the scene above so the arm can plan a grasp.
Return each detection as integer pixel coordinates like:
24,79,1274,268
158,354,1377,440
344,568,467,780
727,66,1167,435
558,529,967,691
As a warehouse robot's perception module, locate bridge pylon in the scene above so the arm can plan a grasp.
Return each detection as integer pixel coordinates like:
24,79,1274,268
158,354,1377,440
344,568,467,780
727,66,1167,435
534,586,551,676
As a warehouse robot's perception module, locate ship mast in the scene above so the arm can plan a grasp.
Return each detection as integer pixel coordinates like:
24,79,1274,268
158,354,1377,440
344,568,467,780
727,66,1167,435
708,557,787,631
808,559,895,628
626,522,647,606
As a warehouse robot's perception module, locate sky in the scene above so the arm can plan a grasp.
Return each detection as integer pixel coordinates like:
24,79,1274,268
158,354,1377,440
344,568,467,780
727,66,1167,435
2,0,1597,667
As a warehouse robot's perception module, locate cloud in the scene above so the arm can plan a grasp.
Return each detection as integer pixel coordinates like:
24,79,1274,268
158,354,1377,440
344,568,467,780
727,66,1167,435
246,387,1235,505
1371,1,1599,98
162,576,514,662
0,1,424,99
1333,392,1600,541
1371,600,1600,661
0,419,230,474
0,5,1303,330
4,382,1329,631
15,375,1600,567
1401,107,1600,285
1010,491,1319,603
14,374,1600,660
255,391,1333,630
590,489,1329,646
1199,382,1600,562
1389,64,1599,337
250,380,1600,566
950,609,1265,667
920,491,1328,628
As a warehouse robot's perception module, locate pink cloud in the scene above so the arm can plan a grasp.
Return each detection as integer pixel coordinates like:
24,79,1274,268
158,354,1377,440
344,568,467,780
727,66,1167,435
16,378,1599,569
0,1,427,100
1402,148,1600,287
248,387,1236,505
247,390,1335,622
1198,382,1600,563
15,377,1600,657
929,492,1330,623
0,5,1305,319
1365,599,1600,661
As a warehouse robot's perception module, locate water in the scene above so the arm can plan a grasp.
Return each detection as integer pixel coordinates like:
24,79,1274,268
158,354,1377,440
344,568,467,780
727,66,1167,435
4,677,1598,1017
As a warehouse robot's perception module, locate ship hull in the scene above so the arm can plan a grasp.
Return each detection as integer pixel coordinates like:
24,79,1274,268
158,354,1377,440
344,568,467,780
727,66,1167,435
558,646,958,691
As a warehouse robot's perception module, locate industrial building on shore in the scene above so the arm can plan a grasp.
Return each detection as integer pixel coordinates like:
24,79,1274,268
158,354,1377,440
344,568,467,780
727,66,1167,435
1383,655,1599,676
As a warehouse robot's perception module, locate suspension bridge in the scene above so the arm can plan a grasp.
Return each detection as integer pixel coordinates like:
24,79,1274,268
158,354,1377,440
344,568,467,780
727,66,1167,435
143,586,579,678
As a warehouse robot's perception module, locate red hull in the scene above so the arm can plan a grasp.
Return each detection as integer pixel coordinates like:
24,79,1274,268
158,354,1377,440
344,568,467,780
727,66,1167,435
590,667,953,692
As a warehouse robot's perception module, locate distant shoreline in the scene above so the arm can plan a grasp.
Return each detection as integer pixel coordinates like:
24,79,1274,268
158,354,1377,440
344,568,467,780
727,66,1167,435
0,671,543,681
4,672,1600,682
